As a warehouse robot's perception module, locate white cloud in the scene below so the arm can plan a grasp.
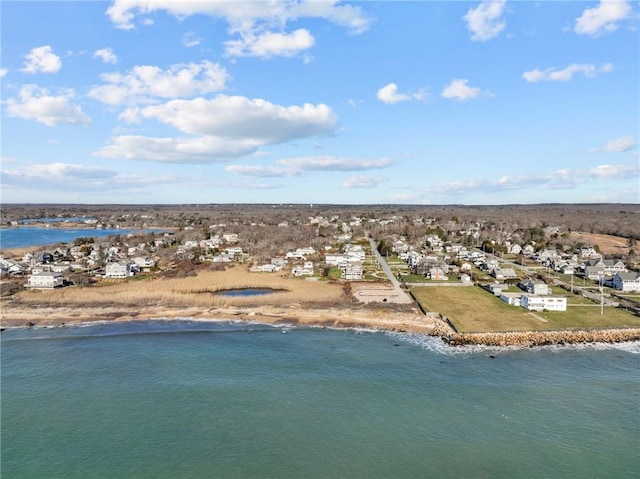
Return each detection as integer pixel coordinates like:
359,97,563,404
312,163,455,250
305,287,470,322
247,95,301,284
1,162,190,191
376,83,428,105
523,63,614,82
95,135,262,163
592,136,637,152
21,45,61,74
98,97,337,163
574,0,632,37
182,31,201,48
5,85,91,126
106,0,371,33
0,68,7,78
88,61,229,105
226,156,394,177
377,83,410,104
430,163,639,195
120,95,336,141
224,28,315,58
93,47,118,64
463,0,507,41
342,175,387,188
441,79,482,101
105,1,371,59
225,165,292,177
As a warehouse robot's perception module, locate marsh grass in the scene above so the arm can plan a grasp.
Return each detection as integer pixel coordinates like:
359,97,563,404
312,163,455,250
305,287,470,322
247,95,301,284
15,267,345,309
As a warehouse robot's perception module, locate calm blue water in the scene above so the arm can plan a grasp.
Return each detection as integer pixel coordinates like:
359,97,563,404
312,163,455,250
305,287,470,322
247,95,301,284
0,227,156,249
218,288,277,297
2,321,638,478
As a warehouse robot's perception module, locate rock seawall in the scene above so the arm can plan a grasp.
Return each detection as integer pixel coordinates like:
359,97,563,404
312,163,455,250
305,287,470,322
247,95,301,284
438,328,640,347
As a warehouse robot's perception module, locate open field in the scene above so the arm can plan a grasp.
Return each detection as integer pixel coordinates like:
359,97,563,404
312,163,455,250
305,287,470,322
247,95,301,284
569,232,630,255
411,285,640,333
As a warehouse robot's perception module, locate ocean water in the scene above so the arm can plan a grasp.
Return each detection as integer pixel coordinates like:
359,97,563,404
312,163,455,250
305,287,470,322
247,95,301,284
1,321,639,479
0,227,165,249
0,227,135,249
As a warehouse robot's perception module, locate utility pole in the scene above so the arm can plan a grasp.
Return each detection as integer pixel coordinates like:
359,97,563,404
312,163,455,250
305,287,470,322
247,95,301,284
600,275,604,315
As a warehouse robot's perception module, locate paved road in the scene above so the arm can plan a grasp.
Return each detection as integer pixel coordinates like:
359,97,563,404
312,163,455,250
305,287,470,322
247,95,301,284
367,236,411,301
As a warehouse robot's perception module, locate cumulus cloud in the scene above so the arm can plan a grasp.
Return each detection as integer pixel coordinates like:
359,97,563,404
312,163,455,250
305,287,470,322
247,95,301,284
97,96,337,163
376,83,428,105
591,136,637,152
88,61,229,105
226,156,394,177
574,0,632,37
342,175,387,188
462,0,507,41
225,29,315,58
0,68,7,78
120,95,336,141
93,47,118,64
105,0,371,59
376,83,410,104
182,31,201,48
21,45,61,74
441,79,482,101
5,85,91,126
523,63,614,82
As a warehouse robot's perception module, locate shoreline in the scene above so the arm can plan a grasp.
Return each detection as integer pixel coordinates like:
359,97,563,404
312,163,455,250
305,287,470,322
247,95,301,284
3,304,640,348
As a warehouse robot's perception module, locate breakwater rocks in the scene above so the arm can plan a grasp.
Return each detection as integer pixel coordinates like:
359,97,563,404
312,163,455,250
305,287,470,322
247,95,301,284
439,328,640,347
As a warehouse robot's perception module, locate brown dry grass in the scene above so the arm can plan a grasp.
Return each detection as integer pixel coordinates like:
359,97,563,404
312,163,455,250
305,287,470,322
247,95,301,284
569,232,630,255
12,266,346,309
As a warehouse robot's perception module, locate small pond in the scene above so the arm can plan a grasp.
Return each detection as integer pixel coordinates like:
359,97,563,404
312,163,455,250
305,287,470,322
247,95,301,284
216,288,284,297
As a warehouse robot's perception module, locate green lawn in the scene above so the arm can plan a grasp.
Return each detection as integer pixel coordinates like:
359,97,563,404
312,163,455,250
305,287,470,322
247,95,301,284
411,285,640,333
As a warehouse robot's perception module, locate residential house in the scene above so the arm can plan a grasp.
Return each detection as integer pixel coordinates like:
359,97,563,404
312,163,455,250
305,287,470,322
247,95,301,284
27,272,64,289
499,292,521,306
105,261,132,278
522,279,550,295
292,261,314,277
520,295,567,312
341,263,363,280
492,268,517,280
611,272,640,292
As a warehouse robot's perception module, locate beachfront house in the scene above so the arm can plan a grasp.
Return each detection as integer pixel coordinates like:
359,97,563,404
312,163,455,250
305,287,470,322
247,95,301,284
520,295,567,312
27,271,64,289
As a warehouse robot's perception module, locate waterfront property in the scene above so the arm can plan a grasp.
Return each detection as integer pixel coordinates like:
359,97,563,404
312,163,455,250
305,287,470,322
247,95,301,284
520,295,567,312
26,272,64,289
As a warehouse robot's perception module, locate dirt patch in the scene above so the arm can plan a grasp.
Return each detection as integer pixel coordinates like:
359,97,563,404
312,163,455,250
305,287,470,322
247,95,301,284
569,232,630,255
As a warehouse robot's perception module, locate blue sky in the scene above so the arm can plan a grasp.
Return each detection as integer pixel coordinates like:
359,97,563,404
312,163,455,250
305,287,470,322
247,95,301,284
1,0,638,204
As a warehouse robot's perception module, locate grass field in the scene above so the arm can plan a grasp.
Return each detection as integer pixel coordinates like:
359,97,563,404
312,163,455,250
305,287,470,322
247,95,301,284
411,285,640,333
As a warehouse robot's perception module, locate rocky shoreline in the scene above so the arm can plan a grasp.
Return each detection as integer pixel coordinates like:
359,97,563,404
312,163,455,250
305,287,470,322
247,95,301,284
439,328,640,347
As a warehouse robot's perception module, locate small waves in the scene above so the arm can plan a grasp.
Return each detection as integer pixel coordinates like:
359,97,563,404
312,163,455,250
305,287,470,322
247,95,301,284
385,331,640,356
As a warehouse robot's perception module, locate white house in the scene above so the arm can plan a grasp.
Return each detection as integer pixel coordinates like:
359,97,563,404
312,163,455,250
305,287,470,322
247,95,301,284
611,272,640,292
523,279,549,296
105,261,132,278
499,292,521,306
520,295,567,312
292,261,314,277
342,263,363,280
492,268,517,280
27,272,64,289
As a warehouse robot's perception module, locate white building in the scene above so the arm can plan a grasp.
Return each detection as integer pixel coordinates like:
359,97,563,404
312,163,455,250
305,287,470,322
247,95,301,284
105,261,132,278
611,272,640,292
27,272,64,289
520,295,567,312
